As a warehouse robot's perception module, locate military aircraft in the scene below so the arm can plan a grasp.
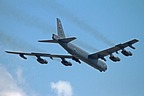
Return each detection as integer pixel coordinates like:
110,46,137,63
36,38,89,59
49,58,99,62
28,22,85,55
6,18,139,72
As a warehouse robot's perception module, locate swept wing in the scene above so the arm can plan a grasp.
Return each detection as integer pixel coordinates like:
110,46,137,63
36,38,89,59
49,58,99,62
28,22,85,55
5,51,73,59
88,39,139,59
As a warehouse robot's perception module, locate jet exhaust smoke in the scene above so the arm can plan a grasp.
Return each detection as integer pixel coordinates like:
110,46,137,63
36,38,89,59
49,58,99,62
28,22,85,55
41,1,114,46
0,1,55,34
0,31,44,52
0,1,103,52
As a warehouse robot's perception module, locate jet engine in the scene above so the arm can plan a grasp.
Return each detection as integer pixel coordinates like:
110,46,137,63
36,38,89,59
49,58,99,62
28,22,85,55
121,49,132,56
37,58,48,64
61,60,72,66
35,55,48,64
109,54,120,62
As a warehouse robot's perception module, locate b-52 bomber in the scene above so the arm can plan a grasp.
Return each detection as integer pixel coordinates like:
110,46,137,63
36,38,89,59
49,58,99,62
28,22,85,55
6,18,139,72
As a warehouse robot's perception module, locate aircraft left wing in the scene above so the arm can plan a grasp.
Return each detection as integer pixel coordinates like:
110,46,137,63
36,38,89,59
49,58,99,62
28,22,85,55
5,51,73,59
5,51,81,65
88,39,139,61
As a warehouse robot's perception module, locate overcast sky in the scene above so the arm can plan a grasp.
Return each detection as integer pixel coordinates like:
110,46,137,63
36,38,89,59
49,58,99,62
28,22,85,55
0,0,144,96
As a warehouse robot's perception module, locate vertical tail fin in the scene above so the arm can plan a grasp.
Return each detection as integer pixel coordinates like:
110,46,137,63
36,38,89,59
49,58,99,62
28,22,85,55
57,18,65,38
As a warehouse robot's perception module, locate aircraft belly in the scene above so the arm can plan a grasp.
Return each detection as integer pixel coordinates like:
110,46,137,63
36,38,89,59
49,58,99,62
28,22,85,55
84,59,107,72
83,59,101,70
59,43,107,72
72,53,106,72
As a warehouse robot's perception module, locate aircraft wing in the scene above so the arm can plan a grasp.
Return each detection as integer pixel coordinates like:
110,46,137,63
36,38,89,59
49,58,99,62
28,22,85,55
5,51,73,59
88,39,139,59
31,52,73,58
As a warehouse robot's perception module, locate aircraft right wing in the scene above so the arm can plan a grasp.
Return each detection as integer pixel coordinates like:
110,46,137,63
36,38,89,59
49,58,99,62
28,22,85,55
88,39,139,61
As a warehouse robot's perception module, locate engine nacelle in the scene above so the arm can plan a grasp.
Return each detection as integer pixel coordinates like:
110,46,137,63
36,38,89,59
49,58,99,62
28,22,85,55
121,49,132,56
109,54,120,62
19,54,27,59
61,60,72,66
37,58,48,64
72,57,81,64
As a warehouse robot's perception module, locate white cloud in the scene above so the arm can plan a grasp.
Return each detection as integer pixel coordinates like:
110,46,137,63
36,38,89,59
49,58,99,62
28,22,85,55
0,64,74,96
50,81,73,96
0,65,26,96
0,91,26,96
16,67,26,85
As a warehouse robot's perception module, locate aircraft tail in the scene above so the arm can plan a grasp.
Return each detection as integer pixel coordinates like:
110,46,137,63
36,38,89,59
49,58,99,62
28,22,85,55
57,18,66,38
39,18,76,43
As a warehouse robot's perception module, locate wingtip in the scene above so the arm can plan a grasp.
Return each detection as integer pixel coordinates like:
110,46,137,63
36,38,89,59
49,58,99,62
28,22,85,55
5,51,9,53
135,39,139,42
5,51,13,53
38,40,47,42
132,39,139,43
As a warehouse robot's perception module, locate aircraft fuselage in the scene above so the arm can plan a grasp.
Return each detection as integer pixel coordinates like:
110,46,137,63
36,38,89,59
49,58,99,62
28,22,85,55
59,41,107,72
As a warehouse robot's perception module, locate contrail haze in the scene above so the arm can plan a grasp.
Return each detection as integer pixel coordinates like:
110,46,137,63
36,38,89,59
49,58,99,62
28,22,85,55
40,0,114,46
0,31,44,52
0,1,99,52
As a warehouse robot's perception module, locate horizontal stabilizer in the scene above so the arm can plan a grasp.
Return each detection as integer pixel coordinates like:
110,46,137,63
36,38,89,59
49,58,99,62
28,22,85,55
38,40,57,43
59,37,76,43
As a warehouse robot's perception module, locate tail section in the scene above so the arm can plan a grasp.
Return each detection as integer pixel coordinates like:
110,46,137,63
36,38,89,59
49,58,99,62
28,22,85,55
38,18,76,43
59,37,76,43
57,18,65,38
